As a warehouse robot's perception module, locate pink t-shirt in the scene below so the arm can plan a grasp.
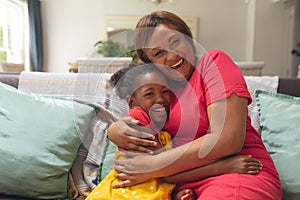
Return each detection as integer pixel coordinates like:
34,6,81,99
164,49,281,199
165,49,253,146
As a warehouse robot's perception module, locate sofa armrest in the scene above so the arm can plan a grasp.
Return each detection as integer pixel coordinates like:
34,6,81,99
0,72,20,88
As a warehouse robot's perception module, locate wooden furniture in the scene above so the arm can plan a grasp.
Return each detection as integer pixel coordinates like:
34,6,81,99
235,61,265,76
0,62,24,73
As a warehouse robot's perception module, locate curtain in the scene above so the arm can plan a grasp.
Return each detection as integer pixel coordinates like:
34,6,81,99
28,0,43,72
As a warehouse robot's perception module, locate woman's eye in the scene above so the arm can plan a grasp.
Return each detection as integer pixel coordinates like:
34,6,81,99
170,39,180,49
153,49,163,58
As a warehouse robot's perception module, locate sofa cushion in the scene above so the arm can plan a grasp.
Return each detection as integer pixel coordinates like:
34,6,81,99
99,139,116,181
255,90,300,199
0,82,96,199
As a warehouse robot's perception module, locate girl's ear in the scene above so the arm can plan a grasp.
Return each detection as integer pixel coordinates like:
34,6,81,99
127,95,134,108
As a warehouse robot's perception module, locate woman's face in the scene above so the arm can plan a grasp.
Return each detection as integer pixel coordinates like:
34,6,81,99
129,70,171,125
144,24,195,82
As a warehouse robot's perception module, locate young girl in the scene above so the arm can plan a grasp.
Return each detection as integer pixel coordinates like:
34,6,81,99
86,63,195,200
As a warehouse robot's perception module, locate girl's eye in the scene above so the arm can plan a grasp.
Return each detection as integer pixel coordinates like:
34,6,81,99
162,89,170,94
145,92,154,97
162,89,171,96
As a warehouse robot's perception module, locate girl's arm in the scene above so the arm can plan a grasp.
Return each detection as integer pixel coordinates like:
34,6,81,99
163,155,262,184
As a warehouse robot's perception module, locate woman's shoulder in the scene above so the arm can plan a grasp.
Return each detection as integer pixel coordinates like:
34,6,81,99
204,49,232,60
198,49,236,70
197,49,235,71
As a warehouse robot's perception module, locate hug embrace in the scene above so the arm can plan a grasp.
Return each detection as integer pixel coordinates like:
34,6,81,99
87,10,282,200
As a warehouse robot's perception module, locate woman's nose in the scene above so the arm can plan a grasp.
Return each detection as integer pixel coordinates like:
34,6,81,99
165,51,181,65
166,51,178,60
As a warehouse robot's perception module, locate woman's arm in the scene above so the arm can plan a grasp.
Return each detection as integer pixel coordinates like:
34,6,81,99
163,155,262,184
112,93,249,188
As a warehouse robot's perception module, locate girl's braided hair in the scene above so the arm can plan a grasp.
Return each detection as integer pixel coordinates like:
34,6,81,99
108,63,159,99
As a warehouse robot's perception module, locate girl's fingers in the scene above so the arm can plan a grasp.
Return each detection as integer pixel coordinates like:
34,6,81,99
247,170,260,175
244,155,263,166
237,155,263,174
246,162,263,174
247,165,263,171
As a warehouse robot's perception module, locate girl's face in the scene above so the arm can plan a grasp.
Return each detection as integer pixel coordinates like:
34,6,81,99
144,24,195,82
129,70,171,125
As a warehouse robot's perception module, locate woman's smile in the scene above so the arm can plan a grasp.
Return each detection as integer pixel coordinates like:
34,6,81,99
170,58,184,70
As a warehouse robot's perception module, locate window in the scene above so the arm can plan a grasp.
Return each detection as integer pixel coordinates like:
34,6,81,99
0,0,29,71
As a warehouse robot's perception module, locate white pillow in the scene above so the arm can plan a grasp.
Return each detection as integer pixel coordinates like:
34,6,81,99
244,76,279,133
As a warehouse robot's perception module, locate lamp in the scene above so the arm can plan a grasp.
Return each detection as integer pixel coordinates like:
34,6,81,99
151,0,172,4
151,0,162,4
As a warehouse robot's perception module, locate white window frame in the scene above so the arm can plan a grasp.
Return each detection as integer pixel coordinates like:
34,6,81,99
0,0,29,71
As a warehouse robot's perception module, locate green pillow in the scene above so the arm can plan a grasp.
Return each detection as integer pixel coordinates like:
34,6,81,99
99,139,116,181
0,82,96,199
255,90,300,199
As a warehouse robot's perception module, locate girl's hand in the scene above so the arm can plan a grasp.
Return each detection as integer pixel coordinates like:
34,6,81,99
222,154,263,174
107,116,158,153
163,154,263,184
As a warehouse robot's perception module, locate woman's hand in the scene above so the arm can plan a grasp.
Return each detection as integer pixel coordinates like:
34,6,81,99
112,152,161,188
108,116,158,153
112,170,155,188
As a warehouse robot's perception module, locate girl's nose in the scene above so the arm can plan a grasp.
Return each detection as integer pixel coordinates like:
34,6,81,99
156,95,167,104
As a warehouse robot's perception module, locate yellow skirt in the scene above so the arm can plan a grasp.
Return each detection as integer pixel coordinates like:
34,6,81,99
86,169,175,200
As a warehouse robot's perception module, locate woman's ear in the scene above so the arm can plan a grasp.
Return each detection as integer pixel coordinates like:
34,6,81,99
127,95,134,108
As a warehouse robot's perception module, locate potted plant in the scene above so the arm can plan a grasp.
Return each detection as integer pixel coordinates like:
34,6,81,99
94,39,137,62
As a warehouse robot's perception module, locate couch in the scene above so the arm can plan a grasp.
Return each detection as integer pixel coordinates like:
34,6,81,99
0,72,300,200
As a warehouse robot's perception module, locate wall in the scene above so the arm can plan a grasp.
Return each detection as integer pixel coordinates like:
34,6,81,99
41,0,293,77
253,0,288,76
